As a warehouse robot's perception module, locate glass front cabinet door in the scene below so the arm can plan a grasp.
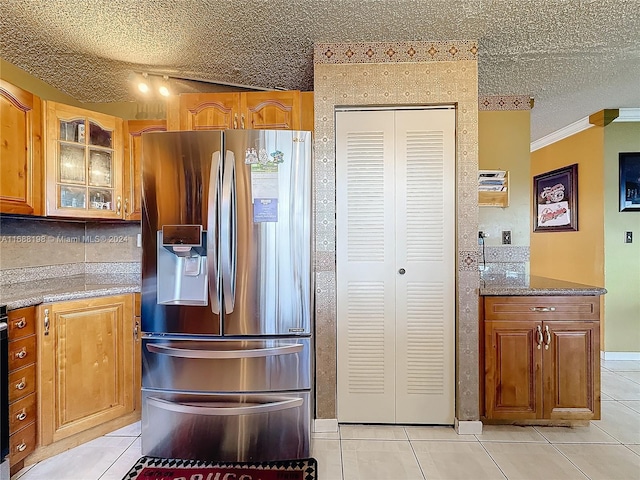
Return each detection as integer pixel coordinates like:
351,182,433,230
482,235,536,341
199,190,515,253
45,102,124,218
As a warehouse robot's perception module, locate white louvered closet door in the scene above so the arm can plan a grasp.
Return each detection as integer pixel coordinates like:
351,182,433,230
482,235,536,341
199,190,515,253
336,108,455,425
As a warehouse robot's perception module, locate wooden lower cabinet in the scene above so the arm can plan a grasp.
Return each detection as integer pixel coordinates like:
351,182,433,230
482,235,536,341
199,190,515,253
7,306,38,476
483,296,600,422
37,294,136,446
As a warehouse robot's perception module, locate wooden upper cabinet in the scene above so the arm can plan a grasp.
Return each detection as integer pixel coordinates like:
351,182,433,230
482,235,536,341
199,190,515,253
242,91,301,130
123,119,166,221
0,79,43,216
44,101,124,219
167,91,303,131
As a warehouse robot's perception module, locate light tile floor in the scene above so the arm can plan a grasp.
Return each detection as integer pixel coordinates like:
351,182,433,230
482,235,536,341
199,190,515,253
12,359,640,480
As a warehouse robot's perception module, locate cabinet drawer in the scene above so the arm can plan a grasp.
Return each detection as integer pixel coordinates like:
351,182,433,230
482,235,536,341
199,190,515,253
8,364,37,403
9,422,37,466
484,296,600,321
8,306,36,339
9,393,37,434
9,335,36,371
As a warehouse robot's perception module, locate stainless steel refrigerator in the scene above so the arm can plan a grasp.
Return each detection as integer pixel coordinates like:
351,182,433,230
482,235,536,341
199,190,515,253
140,129,313,462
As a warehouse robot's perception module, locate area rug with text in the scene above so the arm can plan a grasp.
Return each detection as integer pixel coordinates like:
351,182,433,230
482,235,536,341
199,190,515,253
122,456,318,480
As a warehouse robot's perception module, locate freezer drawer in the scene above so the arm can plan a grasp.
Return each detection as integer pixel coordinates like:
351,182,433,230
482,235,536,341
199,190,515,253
141,389,310,462
142,337,311,392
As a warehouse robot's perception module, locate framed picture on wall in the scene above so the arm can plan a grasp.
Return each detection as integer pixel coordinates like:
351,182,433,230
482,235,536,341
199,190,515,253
619,152,640,212
533,163,578,232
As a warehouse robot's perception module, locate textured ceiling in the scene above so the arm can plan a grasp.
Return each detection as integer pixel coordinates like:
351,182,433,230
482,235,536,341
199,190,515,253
1,0,639,141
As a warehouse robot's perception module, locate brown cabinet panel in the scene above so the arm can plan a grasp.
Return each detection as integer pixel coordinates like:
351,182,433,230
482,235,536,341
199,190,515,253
9,422,37,466
484,296,600,321
0,79,43,215
482,295,601,422
8,335,36,371
7,306,37,471
8,305,36,340
171,91,303,131
38,294,135,445
9,364,36,403
9,393,36,435
543,321,600,420
44,101,124,219
123,119,166,220
242,91,300,130
178,92,239,131
485,321,542,419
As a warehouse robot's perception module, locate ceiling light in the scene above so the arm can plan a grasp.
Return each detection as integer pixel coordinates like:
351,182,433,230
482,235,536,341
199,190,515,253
158,76,170,97
138,73,150,93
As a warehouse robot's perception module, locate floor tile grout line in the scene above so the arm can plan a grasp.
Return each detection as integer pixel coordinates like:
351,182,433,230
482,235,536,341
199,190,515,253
404,429,427,480
96,435,139,480
476,440,509,480
549,442,593,480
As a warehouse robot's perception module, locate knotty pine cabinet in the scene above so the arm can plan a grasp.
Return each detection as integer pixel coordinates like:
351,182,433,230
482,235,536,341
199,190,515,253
7,306,38,476
37,294,136,446
167,90,304,131
0,79,43,216
123,120,166,221
44,101,124,219
482,295,601,422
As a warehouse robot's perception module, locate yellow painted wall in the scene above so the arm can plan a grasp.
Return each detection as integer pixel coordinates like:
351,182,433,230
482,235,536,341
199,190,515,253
478,110,531,247
530,127,605,287
603,122,640,352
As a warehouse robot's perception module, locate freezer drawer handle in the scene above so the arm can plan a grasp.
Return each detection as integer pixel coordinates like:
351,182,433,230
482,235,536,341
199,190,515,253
146,343,303,359
147,396,303,416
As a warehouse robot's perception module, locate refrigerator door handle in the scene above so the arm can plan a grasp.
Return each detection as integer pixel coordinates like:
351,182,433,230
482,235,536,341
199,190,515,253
146,343,303,359
147,396,303,416
207,151,222,314
221,150,237,314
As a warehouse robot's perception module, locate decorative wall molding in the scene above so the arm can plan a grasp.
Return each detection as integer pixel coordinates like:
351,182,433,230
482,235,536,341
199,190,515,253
479,95,532,111
531,108,640,152
530,116,593,152
314,41,478,64
614,108,640,122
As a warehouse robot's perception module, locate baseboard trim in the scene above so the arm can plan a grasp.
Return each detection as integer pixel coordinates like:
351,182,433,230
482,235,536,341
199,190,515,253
314,418,339,433
601,351,640,361
454,418,483,435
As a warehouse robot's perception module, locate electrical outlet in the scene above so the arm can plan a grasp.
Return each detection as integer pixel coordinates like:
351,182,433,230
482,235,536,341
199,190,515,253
502,230,511,245
625,231,633,243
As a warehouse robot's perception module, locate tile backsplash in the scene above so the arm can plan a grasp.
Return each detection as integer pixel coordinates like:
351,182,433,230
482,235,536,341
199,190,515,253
0,216,141,270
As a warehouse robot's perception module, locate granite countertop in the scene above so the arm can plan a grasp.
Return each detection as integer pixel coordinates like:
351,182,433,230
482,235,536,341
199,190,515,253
0,273,141,310
480,273,607,296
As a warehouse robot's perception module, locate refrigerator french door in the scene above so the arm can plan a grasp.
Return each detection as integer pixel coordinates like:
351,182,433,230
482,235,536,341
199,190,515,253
140,130,313,462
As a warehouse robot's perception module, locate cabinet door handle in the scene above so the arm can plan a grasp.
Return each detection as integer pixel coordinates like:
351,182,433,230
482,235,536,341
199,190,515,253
233,113,238,129
44,308,50,336
15,349,27,359
16,411,27,421
544,325,551,350
15,380,26,390
536,325,543,350
16,442,27,452
241,114,245,129
134,320,139,341
124,198,129,214
15,319,26,329
530,307,556,312
116,196,122,215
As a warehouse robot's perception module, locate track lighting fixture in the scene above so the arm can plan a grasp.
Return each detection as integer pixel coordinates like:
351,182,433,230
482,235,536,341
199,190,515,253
135,73,172,98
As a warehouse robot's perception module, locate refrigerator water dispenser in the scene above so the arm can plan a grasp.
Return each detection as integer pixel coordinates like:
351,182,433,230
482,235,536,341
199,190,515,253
157,225,209,305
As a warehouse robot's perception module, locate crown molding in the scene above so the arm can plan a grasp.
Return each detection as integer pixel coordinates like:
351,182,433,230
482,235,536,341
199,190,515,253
613,108,640,122
530,117,593,152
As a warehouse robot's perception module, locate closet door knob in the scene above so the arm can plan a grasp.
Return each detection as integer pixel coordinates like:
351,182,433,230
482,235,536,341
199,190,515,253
398,268,406,275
